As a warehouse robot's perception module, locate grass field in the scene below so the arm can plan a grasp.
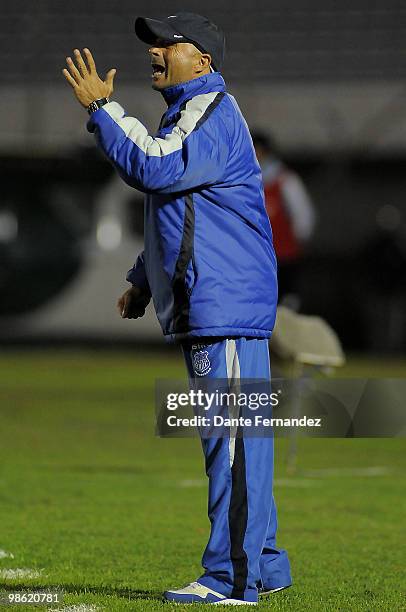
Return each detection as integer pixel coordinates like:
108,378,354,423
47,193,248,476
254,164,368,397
0,350,405,611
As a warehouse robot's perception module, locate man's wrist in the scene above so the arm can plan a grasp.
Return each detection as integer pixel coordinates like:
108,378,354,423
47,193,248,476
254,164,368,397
87,97,110,115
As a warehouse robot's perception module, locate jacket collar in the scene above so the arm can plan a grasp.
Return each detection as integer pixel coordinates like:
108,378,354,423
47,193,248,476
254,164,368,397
161,72,226,108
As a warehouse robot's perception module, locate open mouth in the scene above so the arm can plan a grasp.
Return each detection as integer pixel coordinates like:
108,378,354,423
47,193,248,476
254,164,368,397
151,63,166,78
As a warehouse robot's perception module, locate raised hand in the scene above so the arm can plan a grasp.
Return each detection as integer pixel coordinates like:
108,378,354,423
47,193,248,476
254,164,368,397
62,48,116,108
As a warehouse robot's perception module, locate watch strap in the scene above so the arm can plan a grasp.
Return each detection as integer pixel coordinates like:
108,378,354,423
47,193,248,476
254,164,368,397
87,97,110,115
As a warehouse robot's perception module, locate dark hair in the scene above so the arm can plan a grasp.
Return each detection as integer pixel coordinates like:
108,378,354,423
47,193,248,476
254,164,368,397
251,130,279,157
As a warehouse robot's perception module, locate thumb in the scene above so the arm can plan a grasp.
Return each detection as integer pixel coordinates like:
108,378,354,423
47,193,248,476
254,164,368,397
105,68,116,92
121,293,130,318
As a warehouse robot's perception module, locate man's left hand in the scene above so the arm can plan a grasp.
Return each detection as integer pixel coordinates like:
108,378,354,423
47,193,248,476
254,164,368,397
62,48,116,108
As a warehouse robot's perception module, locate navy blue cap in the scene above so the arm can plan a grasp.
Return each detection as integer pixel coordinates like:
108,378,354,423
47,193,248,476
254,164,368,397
135,12,225,72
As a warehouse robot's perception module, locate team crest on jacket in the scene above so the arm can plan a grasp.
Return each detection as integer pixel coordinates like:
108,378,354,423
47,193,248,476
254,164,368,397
193,350,211,376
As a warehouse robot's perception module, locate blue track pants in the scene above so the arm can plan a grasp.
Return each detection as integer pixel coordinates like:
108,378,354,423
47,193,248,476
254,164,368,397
182,337,291,603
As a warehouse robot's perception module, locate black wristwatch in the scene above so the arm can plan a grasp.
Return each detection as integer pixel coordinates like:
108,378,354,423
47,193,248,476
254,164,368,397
87,97,110,115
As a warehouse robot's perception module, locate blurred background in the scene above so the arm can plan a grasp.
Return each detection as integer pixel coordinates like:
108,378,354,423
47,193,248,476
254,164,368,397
1,0,406,352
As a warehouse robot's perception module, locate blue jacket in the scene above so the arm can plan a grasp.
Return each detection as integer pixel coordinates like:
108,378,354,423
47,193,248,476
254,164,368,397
88,72,278,341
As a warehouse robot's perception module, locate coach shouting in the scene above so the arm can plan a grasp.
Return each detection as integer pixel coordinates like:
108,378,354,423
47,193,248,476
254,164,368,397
63,12,291,605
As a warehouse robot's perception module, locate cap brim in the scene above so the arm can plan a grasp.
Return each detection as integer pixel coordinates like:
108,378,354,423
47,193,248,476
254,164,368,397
134,17,184,45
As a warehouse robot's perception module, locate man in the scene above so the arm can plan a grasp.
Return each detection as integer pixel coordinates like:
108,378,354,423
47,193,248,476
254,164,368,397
253,131,316,306
63,12,291,605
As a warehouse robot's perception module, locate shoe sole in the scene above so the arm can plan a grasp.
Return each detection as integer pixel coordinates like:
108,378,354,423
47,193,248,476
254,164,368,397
259,584,291,596
164,597,257,606
213,600,257,606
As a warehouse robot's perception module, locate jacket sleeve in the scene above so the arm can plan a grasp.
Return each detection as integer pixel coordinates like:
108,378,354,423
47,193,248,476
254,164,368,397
87,95,230,193
126,251,151,296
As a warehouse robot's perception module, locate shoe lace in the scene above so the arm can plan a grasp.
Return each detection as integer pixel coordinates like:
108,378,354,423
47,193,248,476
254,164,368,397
189,582,200,591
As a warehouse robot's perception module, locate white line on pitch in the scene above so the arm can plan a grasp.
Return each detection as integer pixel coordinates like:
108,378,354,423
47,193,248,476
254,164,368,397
303,466,390,477
48,606,99,612
274,478,321,487
179,479,206,487
0,568,44,579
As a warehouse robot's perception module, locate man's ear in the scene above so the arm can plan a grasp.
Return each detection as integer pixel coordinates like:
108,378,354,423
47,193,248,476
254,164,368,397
197,53,212,73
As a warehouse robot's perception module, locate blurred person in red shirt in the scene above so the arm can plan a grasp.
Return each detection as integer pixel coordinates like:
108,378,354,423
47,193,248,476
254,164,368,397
253,131,316,308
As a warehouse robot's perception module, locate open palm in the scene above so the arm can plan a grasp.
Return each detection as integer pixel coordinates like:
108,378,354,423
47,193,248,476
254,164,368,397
62,48,116,107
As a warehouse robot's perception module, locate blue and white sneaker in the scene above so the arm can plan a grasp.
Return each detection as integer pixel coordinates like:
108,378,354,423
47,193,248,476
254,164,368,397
163,581,257,605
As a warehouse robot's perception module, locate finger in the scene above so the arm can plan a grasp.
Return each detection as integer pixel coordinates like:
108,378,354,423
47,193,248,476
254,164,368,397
121,296,129,318
105,68,116,90
83,48,96,74
66,56,82,84
117,297,127,318
62,68,78,88
73,48,88,77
